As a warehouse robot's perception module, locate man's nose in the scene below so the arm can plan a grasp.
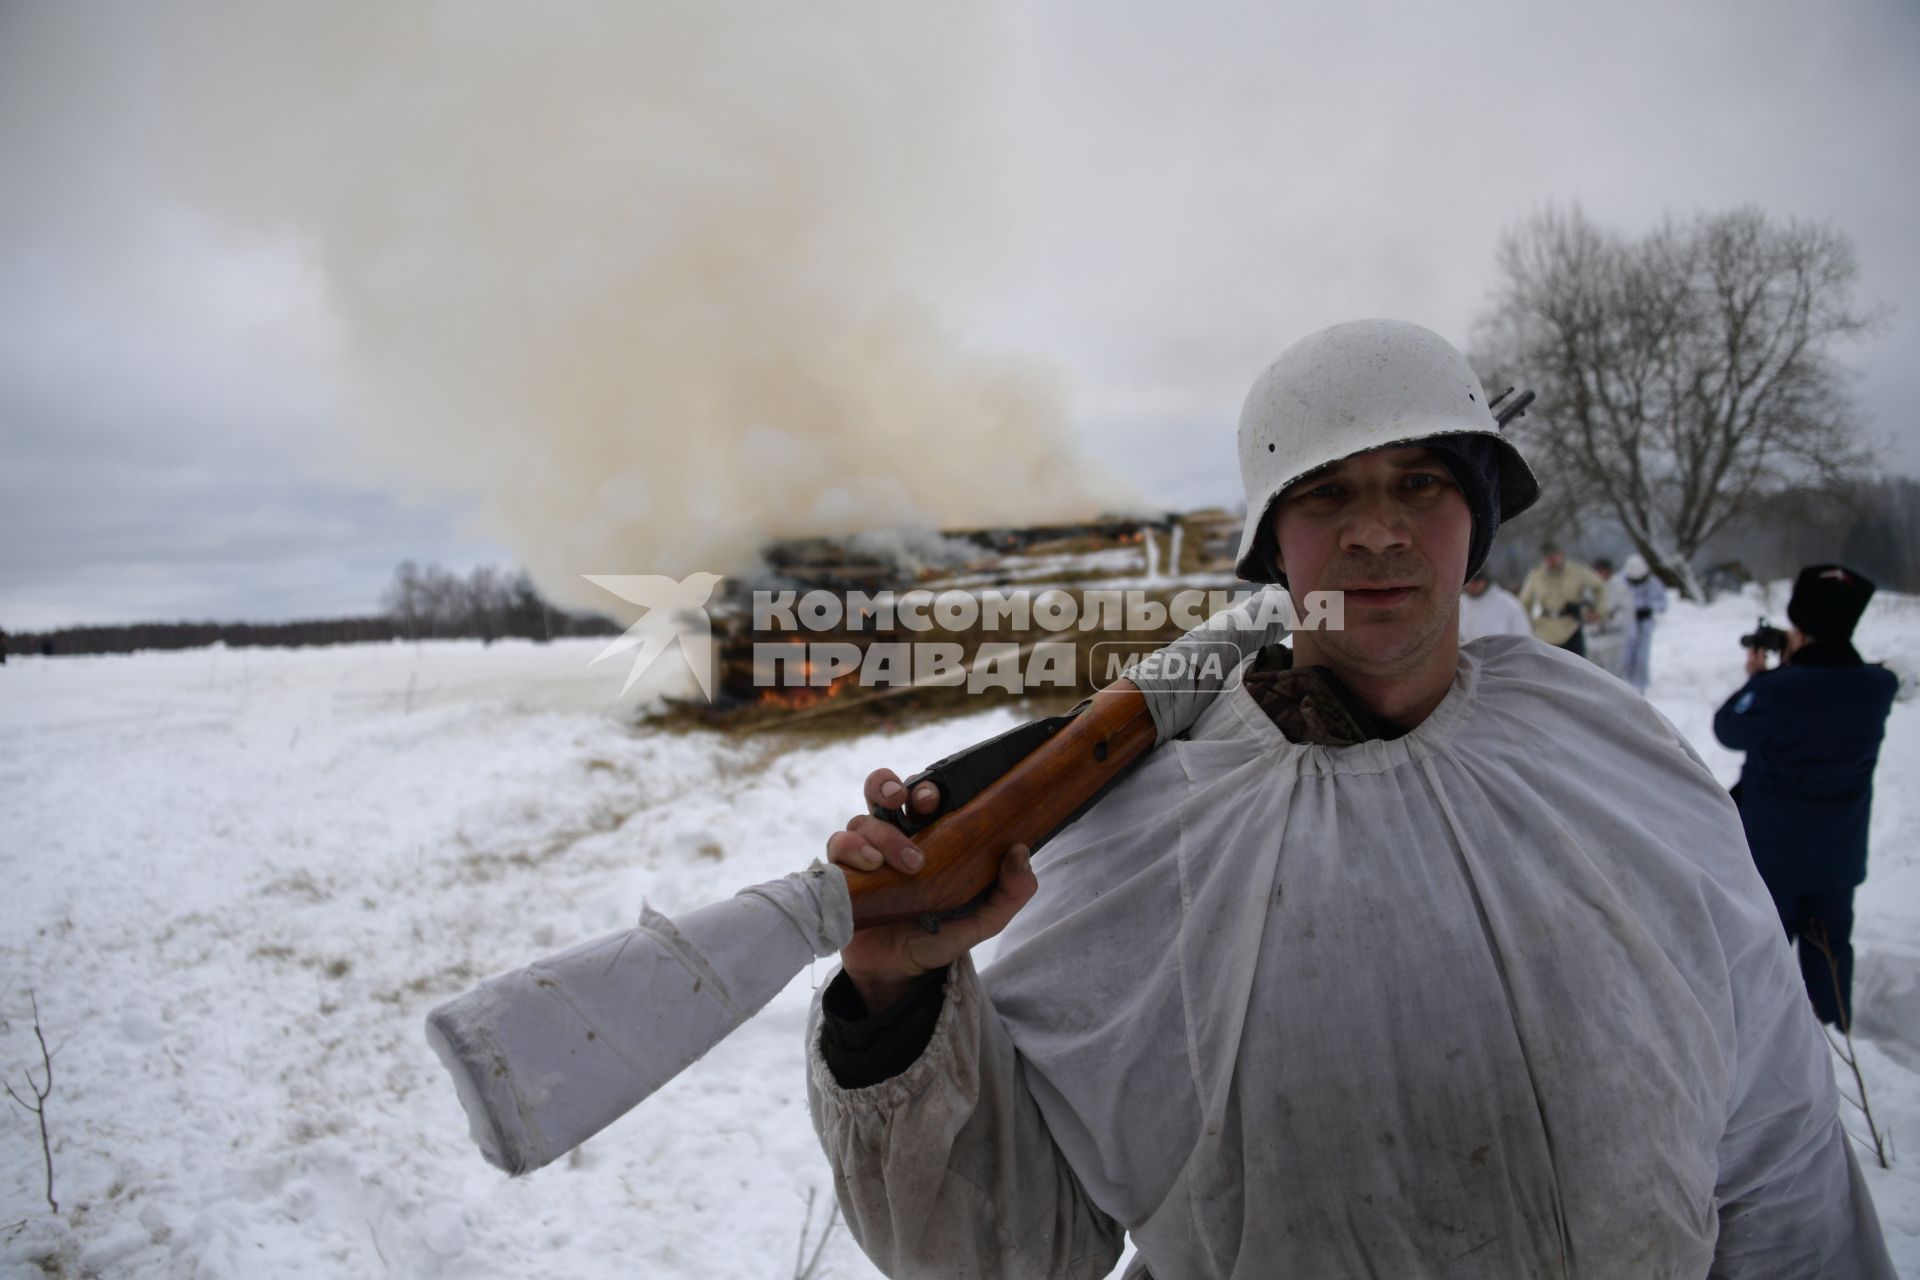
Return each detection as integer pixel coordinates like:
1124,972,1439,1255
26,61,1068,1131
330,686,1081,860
1339,491,1412,555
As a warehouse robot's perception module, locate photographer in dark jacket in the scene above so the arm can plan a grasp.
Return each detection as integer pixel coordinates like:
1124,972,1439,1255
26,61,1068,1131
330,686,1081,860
1714,565,1897,1029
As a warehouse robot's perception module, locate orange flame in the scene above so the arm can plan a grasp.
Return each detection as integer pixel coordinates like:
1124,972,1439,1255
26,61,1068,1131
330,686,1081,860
756,658,858,710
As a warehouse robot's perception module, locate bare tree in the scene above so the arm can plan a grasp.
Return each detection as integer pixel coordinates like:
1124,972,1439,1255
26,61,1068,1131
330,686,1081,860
1839,476,1920,593
382,560,425,641
509,570,554,642
466,565,508,644
5,992,59,1215
1476,206,1885,598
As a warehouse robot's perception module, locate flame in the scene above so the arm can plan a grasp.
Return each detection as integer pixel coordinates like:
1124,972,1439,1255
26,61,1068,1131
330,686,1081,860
756,658,858,710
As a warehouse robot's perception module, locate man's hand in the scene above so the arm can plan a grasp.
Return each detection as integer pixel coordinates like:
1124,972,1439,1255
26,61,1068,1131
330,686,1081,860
1745,646,1771,677
825,768,1040,1012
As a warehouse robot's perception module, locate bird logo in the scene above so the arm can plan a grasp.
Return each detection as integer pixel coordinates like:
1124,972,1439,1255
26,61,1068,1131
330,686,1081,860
582,572,725,700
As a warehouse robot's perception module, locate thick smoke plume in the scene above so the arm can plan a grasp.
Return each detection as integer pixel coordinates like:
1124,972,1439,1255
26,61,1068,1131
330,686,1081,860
0,4,1136,612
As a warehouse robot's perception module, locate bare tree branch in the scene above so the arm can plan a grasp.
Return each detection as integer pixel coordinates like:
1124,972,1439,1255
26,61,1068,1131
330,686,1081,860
6,992,58,1215
1805,927,1891,1171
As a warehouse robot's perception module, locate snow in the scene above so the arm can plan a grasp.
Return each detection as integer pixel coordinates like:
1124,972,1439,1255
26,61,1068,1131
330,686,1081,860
2,592,1917,1276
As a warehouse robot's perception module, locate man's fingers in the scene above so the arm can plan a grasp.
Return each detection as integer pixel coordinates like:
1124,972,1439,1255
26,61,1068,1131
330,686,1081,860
825,829,886,872
996,844,1040,909
864,768,941,817
842,814,926,874
827,828,883,873
948,845,1039,947
864,769,906,810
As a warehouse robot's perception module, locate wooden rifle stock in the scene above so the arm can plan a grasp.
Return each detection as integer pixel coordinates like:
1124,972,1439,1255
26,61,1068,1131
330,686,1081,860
842,686,1157,928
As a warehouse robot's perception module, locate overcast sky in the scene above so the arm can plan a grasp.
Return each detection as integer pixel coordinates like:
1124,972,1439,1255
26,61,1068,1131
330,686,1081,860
2,0,1916,630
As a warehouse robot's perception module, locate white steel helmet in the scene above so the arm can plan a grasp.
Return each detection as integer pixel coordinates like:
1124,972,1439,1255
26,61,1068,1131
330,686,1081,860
1233,318,1540,583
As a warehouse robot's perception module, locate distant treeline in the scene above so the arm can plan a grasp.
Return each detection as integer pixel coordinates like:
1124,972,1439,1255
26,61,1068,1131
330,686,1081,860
1484,475,1920,596
1700,476,1920,594
1827,476,1920,594
8,484,1917,662
379,561,620,645
3,563,619,659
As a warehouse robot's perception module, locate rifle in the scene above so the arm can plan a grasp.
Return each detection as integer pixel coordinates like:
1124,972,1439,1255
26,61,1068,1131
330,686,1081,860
1488,385,1535,429
426,686,1156,1174
428,386,1541,1175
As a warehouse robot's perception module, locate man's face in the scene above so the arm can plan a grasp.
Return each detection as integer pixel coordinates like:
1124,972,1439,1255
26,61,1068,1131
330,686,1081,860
1464,576,1490,597
1269,444,1472,678
1544,551,1565,571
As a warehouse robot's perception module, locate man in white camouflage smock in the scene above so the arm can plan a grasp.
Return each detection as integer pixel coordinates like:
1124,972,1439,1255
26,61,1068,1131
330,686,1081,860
809,320,1892,1279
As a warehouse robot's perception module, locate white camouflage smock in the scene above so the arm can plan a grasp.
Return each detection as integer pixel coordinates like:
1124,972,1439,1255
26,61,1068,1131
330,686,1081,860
807,622,1891,1278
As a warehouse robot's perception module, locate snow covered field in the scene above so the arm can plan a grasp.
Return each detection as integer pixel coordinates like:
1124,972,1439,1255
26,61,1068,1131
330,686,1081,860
2,588,1917,1277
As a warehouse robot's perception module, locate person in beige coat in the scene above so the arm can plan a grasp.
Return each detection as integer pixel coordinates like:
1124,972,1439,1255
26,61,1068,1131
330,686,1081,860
1519,542,1607,657
809,322,1891,1279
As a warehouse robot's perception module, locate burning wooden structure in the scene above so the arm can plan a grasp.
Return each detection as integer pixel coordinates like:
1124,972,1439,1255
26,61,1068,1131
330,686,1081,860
678,512,1244,728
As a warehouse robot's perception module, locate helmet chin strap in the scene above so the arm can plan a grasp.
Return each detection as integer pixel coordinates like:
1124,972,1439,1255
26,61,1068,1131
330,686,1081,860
1261,522,1286,588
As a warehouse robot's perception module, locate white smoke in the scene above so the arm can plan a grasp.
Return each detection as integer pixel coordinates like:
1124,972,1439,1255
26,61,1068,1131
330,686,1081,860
0,3,1137,613
842,527,988,577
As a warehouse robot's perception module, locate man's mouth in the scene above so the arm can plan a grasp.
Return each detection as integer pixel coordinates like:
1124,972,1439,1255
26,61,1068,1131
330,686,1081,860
1340,585,1418,607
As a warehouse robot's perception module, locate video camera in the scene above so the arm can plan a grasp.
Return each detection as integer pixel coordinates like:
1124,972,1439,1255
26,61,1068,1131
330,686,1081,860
1740,617,1789,654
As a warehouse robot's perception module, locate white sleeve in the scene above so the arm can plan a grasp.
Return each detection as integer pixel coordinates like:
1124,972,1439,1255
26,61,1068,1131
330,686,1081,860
1126,586,1290,744
1709,920,1895,1277
806,957,1125,1279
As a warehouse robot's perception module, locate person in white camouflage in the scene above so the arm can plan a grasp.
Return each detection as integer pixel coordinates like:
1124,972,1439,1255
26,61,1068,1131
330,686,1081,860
811,320,1892,1279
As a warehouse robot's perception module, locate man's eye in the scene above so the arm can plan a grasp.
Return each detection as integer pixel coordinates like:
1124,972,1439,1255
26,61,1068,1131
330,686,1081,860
1405,473,1447,490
